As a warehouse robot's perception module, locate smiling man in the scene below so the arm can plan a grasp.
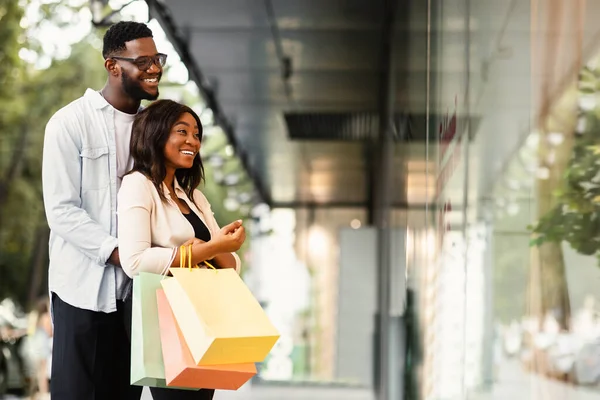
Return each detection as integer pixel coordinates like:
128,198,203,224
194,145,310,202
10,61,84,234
41,21,164,399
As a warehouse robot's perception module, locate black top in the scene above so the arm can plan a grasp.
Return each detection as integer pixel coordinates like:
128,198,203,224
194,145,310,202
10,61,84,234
181,206,211,242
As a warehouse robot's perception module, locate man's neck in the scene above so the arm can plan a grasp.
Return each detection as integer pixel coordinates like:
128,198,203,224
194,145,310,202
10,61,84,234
100,85,140,115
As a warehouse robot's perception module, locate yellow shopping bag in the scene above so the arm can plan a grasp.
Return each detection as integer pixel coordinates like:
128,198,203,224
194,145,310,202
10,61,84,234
156,288,256,389
161,251,279,366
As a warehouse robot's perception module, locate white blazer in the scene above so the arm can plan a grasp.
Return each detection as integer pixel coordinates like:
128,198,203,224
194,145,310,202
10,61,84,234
117,171,241,277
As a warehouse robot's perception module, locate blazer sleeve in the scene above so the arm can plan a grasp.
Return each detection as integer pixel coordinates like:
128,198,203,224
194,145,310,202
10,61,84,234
117,173,176,277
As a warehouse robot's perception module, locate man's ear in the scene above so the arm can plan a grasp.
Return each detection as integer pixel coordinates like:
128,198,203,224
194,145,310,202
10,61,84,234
104,58,120,77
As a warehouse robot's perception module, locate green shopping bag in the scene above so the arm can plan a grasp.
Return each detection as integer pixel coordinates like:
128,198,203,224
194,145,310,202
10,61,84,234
130,272,169,387
130,273,197,390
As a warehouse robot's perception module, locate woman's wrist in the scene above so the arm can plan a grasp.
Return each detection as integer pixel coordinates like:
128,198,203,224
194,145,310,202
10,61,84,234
212,252,237,269
191,240,220,265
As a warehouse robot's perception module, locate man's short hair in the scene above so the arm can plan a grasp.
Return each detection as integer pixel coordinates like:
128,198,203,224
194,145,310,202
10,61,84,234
102,21,153,59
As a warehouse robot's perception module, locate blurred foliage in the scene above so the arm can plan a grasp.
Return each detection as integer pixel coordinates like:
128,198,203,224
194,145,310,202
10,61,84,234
0,0,33,305
0,0,26,177
0,0,251,307
530,64,600,265
0,0,107,307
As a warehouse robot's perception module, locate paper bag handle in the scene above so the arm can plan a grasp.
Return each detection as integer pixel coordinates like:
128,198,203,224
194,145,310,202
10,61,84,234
179,244,217,272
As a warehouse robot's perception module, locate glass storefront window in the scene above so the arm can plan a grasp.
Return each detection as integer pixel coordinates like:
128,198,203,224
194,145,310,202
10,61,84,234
407,1,600,399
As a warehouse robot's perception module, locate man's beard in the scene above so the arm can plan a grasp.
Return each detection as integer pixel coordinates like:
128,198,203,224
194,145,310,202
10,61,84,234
121,70,160,101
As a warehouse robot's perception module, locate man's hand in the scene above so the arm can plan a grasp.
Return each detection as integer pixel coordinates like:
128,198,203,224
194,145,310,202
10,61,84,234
108,248,121,267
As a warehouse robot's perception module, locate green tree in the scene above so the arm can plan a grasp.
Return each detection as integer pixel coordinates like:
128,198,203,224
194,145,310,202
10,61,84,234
531,66,600,264
0,0,29,305
0,0,26,213
528,74,600,329
0,28,107,306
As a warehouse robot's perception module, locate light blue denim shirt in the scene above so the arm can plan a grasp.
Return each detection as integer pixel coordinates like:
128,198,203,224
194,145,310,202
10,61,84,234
42,88,131,313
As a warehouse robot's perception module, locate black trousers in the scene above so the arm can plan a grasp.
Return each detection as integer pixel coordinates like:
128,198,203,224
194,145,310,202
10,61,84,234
50,293,214,400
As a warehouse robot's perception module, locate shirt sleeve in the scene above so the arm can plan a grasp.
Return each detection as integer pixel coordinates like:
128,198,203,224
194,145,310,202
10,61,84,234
117,174,176,277
42,116,117,266
194,190,242,274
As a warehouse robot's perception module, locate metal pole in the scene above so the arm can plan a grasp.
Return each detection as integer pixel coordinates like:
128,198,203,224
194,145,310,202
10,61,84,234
375,1,397,399
460,0,472,396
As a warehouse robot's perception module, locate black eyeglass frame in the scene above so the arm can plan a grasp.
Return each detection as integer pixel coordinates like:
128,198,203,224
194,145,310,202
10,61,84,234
110,53,167,71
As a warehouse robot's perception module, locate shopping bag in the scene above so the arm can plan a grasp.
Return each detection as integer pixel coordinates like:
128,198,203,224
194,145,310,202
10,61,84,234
130,272,168,387
161,267,280,365
156,289,257,389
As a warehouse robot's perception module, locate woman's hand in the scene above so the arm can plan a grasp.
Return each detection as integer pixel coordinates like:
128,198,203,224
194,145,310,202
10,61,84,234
175,222,244,268
212,220,246,253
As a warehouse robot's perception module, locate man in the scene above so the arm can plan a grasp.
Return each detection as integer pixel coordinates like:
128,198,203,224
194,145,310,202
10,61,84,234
42,21,164,399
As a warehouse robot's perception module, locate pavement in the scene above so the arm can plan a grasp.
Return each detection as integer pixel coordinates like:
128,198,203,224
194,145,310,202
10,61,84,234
141,383,374,400
472,360,600,400
12,360,600,400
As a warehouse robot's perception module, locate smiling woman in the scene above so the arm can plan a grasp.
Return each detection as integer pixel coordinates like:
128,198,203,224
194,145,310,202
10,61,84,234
119,98,245,277
117,99,247,398
128,99,205,204
164,112,202,172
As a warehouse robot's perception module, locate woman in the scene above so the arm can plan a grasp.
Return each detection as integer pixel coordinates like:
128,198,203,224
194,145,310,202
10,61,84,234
117,99,246,399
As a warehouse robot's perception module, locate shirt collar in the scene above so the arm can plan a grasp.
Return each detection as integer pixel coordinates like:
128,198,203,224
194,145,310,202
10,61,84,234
84,88,110,110
161,178,186,198
174,178,185,194
84,88,144,113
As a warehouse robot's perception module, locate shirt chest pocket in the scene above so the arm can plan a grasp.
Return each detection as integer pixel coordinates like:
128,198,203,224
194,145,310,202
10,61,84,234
80,146,111,190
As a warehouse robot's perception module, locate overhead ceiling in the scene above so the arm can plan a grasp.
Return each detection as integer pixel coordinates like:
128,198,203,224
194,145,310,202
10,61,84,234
144,0,600,211
145,0,435,209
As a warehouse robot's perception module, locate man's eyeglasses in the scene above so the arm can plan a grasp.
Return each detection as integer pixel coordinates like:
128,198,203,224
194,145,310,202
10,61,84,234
111,53,167,71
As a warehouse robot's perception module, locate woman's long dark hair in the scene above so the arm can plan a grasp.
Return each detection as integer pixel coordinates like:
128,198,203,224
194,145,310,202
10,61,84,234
129,99,205,205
